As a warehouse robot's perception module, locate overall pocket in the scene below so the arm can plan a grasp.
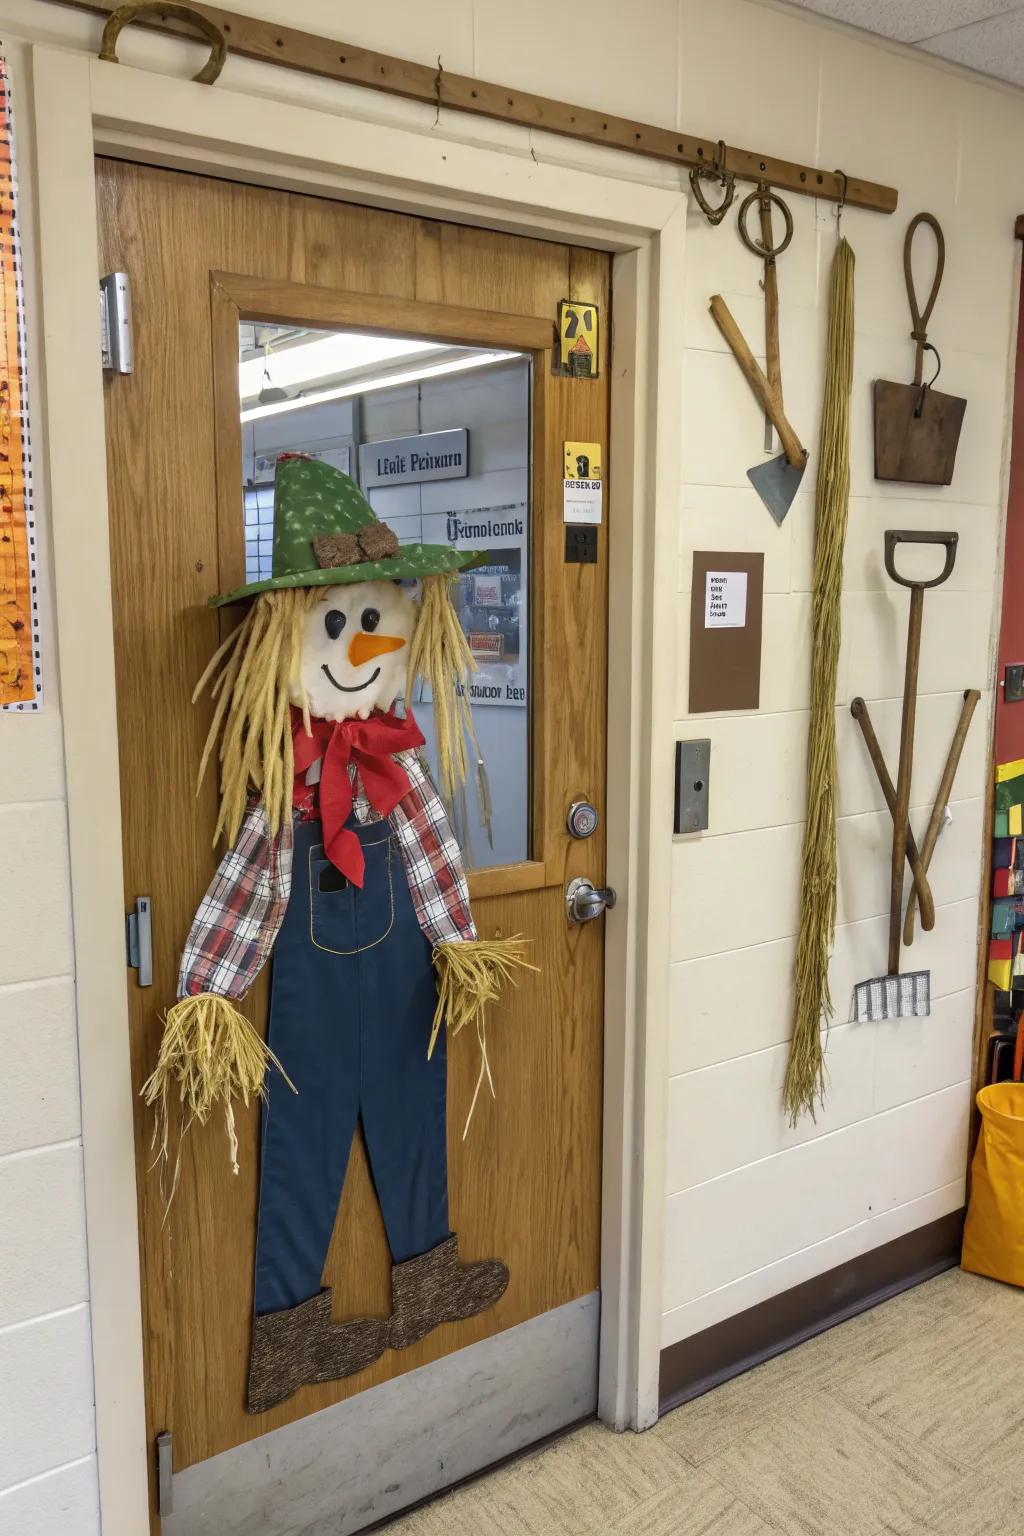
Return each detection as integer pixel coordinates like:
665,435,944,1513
308,835,395,954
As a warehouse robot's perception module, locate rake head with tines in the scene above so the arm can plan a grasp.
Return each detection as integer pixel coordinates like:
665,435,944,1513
853,971,930,1024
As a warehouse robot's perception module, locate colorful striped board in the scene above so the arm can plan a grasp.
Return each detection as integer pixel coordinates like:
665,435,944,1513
0,53,38,710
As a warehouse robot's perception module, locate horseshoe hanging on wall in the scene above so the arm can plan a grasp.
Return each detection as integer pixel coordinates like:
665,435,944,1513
98,1,228,85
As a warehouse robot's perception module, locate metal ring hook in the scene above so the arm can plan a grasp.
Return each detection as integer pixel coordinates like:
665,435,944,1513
834,169,848,235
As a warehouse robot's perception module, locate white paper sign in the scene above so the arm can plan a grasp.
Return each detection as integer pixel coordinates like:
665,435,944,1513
704,570,747,628
563,478,603,525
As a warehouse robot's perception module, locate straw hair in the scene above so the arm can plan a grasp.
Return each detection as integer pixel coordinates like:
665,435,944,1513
784,237,855,1125
141,992,295,1205
406,574,479,807
431,937,535,1137
195,588,319,846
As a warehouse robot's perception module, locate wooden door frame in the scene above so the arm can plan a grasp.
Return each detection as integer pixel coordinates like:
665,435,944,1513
31,42,685,1536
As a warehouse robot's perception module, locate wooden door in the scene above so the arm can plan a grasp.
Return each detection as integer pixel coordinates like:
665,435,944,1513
97,158,609,1518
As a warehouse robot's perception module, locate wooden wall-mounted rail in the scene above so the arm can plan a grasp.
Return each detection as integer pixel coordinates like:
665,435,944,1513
56,0,898,215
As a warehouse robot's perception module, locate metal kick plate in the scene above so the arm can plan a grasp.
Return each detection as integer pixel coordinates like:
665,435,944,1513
674,739,711,834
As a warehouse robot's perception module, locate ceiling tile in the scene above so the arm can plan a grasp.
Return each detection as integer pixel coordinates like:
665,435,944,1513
919,9,1024,85
786,1,1020,45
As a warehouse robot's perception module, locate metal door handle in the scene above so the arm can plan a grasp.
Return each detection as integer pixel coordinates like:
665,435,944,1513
566,877,617,924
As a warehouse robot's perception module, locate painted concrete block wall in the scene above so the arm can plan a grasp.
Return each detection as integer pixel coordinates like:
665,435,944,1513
0,34,99,1536
663,1,1020,1348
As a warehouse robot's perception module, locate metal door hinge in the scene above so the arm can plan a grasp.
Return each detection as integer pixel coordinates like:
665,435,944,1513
125,896,153,987
156,1430,173,1517
99,271,133,374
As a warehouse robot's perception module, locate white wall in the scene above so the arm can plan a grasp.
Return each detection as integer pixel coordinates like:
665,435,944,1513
2,0,1023,1524
0,34,99,1535
663,0,1017,1351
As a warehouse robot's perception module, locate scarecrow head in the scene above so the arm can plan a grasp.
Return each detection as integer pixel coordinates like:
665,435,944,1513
197,454,483,844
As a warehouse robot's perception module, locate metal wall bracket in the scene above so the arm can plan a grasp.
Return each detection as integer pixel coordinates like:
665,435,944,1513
125,896,153,987
99,271,133,374
156,1430,173,1517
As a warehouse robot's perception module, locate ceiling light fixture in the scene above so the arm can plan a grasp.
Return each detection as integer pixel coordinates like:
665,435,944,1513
238,331,445,402
239,349,520,423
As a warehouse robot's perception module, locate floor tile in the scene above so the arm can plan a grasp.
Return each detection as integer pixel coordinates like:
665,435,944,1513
616,1478,773,1536
655,1301,916,1467
510,1421,694,1530
836,1293,1024,1487
701,1391,963,1536
885,1471,1024,1536
386,1271,1024,1536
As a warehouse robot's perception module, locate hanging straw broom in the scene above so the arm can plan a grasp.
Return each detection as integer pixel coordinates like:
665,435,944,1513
784,237,855,1125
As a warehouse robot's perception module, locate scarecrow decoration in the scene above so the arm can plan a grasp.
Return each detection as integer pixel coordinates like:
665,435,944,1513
144,454,530,1412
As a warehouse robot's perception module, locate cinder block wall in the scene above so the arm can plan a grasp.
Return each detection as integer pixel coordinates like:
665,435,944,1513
664,0,1014,1349
0,39,98,1531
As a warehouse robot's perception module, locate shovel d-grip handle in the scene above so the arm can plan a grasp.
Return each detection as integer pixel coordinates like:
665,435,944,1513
883,529,958,590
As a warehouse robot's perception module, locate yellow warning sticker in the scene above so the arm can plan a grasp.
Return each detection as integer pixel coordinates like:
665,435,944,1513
557,300,599,378
563,441,602,481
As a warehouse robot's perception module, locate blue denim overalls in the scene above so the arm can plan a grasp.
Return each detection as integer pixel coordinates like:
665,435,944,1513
253,813,450,1316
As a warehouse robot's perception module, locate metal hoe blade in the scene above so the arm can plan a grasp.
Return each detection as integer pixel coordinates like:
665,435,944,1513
747,453,805,526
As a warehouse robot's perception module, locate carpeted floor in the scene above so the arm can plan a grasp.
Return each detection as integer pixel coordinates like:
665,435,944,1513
383,1266,1024,1534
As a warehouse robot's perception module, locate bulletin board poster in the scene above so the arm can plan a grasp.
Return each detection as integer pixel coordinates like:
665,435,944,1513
0,56,39,710
419,502,528,709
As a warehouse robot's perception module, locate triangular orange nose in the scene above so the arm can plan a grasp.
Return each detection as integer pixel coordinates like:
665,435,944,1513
348,631,407,668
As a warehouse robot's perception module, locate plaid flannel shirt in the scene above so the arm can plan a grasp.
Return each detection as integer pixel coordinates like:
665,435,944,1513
178,752,476,1001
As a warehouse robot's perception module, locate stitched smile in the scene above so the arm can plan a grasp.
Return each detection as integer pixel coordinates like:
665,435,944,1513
321,663,381,693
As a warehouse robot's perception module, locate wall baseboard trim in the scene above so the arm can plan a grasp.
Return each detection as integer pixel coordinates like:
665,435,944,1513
658,1209,965,1415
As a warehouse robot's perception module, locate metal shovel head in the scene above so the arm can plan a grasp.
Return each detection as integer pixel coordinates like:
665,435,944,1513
747,453,805,526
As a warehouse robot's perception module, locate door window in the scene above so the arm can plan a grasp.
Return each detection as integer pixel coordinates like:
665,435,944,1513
237,322,532,868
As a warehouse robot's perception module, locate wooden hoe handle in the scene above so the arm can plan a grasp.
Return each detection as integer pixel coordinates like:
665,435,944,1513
709,295,805,469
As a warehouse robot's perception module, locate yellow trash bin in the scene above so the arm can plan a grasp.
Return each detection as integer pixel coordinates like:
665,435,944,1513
962,1082,1024,1288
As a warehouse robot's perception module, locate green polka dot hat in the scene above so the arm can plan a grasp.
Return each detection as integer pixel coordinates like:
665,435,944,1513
211,453,481,606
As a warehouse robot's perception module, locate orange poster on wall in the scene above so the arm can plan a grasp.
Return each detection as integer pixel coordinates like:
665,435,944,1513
0,56,38,710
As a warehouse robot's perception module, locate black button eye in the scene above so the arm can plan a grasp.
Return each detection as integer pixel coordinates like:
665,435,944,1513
361,607,381,632
324,609,346,640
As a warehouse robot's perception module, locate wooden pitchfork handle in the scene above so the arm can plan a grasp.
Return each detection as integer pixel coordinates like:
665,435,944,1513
884,530,959,976
850,697,935,932
903,688,981,946
709,295,806,468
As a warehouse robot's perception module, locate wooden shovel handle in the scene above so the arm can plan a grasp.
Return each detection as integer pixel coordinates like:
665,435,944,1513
759,199,782,406
709,296,805,468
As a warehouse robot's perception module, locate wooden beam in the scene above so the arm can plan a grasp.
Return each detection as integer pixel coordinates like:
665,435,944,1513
54,0,898,215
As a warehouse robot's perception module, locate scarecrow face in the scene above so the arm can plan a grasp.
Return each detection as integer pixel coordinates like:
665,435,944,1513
293,581,416,722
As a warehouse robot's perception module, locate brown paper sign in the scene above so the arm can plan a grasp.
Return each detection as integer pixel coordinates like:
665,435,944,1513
688,551,764,713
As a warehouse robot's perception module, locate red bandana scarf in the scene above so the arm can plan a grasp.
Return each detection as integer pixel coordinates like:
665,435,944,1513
291,706,425,887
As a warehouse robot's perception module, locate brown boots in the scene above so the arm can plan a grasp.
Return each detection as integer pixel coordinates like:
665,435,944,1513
247,1236,509,1413
388,1235,509,1350
248,1291,387,1414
